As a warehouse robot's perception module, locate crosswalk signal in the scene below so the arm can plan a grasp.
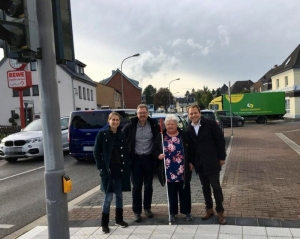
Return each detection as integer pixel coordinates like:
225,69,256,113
0,0,38,61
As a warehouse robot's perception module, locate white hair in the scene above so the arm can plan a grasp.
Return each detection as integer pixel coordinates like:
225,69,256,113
165,114,179,124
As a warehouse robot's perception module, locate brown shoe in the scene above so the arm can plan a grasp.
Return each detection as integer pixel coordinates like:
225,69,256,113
201,208,214,220
217,212,227,225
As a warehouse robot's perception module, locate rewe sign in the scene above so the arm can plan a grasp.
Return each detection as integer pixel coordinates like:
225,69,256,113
7,70,32,90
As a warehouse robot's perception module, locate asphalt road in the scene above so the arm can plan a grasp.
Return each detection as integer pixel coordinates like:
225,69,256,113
0,154,99,239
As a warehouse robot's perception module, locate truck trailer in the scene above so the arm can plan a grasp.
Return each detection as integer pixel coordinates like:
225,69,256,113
208,92,286,124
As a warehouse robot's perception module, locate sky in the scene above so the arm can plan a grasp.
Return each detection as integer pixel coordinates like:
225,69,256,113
2,0,300,98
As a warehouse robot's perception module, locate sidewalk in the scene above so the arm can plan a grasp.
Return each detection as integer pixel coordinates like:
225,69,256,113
14,121,300,238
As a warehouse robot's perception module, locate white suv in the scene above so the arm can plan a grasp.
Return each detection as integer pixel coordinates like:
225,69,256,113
0,117,69,162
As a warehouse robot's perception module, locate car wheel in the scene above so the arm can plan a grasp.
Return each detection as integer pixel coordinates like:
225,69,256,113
237,120,244,127
5,158,18,162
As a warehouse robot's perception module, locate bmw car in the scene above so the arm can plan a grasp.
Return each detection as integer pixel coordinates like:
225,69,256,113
0,117,69,162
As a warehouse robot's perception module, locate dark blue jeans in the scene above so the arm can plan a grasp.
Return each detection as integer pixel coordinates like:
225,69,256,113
167,181,191,215
199,171,224,213
102,178,122,214
131,154,154,214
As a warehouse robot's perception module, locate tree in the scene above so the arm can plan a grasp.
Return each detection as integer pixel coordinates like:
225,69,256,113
185,90,190,98
143,85,157,105
154,87,171,112
194,86,214,109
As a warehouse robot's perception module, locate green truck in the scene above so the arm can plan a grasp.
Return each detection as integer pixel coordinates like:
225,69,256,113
208,92,286,124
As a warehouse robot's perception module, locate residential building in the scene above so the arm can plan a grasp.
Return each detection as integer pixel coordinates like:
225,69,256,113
270,44,300,119
229,80,254,94
100,69,142,109
0,58,97,126
96,83,121,109
251,66,278,92
175,95,196,112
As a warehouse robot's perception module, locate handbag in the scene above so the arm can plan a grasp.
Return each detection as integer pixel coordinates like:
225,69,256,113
157,161,166,186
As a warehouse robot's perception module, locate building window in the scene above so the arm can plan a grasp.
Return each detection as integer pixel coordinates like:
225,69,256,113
79,67,84,74
12,88,30,97
23,88,30,96
285,98,290,114
285,76,288,87
13,89,19,97
276,79,279,89
83,87,86,100
32,85,39,96
87,88,90,100
30,62,37,71
76,107,81,110
85,108,89,110
91,90,93,101
78,86,82,99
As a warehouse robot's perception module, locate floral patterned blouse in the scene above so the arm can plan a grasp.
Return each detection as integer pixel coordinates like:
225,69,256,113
163,134,184,182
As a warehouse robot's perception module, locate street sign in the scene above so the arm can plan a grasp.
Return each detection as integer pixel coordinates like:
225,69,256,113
7,70,32,90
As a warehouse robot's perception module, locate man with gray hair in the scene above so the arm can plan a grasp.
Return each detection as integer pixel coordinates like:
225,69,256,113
123,104,160,222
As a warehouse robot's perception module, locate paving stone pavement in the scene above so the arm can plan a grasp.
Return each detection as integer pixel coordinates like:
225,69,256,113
66,120,300,226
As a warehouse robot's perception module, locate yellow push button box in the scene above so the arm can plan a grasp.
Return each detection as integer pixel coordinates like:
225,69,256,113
63,175,72,193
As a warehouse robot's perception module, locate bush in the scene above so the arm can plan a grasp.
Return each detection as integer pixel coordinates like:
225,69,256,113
8,118,15,123
12,122,17,126
13,113,19,120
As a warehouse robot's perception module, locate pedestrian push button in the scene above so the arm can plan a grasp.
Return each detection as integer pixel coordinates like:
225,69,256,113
63,175,72,193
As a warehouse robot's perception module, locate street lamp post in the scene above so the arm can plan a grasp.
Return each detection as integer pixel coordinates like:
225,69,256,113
168,78,180,112
121,53,140,108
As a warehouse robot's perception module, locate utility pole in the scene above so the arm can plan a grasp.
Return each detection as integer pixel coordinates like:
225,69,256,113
36,0,70,238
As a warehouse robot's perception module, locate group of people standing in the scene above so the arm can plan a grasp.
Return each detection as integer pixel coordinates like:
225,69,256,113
93,104,227,233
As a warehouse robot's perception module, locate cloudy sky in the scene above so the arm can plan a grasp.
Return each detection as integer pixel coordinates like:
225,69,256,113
3,0,300,97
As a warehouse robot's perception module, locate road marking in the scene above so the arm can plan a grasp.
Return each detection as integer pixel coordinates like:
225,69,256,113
276,133,300,156
0,166,45,182
0,224,14,229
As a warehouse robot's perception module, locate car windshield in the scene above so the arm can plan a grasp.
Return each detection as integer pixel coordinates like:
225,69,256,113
71,111,136,129
23,119,43,131
201,112,216,120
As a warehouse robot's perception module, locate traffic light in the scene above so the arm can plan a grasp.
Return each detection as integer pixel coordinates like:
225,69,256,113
52,0,75,63
0,0,38,61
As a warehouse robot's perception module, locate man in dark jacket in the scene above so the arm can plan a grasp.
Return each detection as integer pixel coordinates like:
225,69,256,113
122,104,160,222
187,104,227,225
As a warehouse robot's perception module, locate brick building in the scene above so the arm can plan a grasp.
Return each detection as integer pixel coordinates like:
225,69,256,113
100,69,142,109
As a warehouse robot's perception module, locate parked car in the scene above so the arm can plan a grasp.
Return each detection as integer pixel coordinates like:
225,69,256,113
0,117,69,162
68,109,136,161
200,110,224,134
217,110,244,127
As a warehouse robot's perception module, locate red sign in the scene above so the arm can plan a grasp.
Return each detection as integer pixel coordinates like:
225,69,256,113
7,70,32,90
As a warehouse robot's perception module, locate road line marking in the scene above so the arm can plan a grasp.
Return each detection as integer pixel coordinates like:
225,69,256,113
276,133,300,156
0,224,14,229
0,166,45,182
283,129,300,133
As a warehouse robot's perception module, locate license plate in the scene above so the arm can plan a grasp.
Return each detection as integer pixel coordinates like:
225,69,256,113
83,146,93,151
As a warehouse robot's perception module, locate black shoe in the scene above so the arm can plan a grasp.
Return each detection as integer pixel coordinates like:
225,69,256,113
102,225,110,233
186,213,193,221
134,213,142,222
170,214,176,222
115,220,128,228
144,209,154,218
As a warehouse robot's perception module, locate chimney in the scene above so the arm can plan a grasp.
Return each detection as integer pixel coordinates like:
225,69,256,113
274,64,278,68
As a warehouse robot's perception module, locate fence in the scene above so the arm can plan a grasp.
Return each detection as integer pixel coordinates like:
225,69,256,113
0,125,22,140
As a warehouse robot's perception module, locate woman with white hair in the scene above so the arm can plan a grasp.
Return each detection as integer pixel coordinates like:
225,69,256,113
153,114,193,222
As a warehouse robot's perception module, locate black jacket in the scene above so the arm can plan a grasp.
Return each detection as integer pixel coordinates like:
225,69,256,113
93,128,131,193
153,128,192,185
122,116,160,156
187,117,226,175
